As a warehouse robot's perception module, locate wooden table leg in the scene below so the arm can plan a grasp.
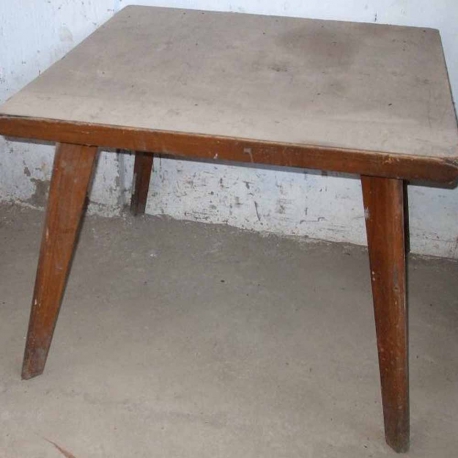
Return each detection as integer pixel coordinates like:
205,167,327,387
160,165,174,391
130,151,154,216
403,182,410,255
21,143,98,380
361,176,409,453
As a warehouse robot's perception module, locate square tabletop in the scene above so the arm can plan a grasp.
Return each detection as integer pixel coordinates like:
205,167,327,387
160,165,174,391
0,6,457,180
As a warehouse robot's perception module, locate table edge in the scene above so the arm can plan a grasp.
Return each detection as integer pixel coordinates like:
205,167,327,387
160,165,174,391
1,115,457,184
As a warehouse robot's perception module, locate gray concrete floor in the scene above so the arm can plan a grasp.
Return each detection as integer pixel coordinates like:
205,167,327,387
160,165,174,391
0,204,457,458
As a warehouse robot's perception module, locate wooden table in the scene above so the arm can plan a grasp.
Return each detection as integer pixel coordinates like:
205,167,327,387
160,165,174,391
1,6,457,453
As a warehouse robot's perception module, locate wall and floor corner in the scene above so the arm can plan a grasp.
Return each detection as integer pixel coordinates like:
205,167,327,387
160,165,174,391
1,0,457,258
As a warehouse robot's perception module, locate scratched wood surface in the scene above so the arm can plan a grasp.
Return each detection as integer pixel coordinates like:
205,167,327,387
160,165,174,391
0,5,457,160
362,176,409,452
21,143,98,380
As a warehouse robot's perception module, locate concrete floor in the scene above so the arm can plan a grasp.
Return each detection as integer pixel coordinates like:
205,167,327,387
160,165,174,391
0,204,457,458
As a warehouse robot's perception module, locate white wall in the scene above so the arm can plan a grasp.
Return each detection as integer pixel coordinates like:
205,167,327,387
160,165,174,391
1,0,457,258
0,0,122,215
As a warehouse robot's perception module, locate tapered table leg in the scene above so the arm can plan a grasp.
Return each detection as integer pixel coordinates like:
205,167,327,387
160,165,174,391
130,151,154,216
361,176,409,452
22,143,98,380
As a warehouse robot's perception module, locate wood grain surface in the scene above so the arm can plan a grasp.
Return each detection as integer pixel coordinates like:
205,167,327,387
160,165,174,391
362,176,409,453
21,143,98,380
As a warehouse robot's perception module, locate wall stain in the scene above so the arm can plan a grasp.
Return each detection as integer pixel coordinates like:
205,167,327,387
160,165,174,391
453,237,458,258
28,178,50,208
254,201,261,221
59,26,74,43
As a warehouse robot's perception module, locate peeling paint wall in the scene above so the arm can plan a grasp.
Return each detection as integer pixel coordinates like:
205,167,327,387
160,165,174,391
1,0,458,258
0,0,121,216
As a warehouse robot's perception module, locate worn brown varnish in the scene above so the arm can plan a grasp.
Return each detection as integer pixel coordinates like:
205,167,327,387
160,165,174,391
130,151,154,216
403,182,410,254
1,6,457,454
6,120,442,452
1,116,457,185
362,176,409,453
21,143,98,380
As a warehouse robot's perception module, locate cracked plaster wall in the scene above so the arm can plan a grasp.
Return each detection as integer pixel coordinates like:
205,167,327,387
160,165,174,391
1,0,458,258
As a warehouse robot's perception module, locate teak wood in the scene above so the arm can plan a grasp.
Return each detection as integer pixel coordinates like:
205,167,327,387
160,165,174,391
21,143,98,380
362,176,409,452
403,183,410,254
0,117,457,185
131,151,154,216
0,5,457,454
